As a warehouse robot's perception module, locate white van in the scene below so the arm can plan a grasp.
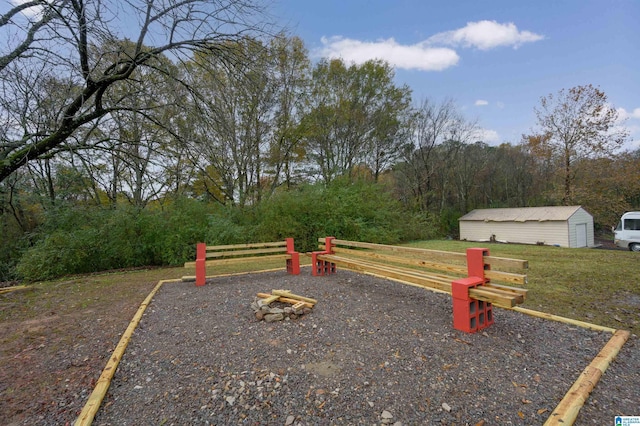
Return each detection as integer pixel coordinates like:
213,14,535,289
614,211,640,251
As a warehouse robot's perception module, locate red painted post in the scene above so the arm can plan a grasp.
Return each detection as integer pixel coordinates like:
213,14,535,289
466,247,490,283
311,236,336,276
285,237,300,275
195,242,206,287
451,248,494,333
325,236,335,254
324,236,336,274
452,277,484,333
311,251,324,276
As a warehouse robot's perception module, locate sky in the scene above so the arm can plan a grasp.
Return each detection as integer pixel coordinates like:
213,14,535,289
272,0,640,151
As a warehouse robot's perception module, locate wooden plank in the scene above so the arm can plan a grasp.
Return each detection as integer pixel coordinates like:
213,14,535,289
318,254,453,293
257,292,314,308
325,246,527,286
484,283,528,300
467,287,518,308
74,278,183,426
324,238,528,271
319,254,522,307
485,269,528,285
544,330,630,425
271,290,318,304
0,285,29,294
484,255,528,270
206,247,287,258
184,254,289,268
331,246,468,276
324,239,468,263
205,241,287,250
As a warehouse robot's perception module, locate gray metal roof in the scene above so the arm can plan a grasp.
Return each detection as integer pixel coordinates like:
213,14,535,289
459,206,587,222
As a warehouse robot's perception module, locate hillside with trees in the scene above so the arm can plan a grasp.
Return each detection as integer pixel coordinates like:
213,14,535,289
1,1,639,282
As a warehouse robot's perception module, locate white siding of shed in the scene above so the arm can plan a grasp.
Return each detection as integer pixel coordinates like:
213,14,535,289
460,220,570,246
567,208,595,247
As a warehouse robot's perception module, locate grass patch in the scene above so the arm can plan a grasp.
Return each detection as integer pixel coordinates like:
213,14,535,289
1,244,637,335
406,240,639,333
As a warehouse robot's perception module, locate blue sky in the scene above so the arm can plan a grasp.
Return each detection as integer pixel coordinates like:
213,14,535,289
273,0,640,150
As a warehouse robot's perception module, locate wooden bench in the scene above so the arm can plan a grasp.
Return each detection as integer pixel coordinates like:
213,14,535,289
184,238,300,286
312,237,528,332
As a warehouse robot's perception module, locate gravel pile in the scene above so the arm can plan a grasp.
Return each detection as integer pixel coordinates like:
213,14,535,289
93,270,637,425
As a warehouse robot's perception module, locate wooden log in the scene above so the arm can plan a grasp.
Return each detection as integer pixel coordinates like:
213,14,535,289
256,292,314,308
205,241,287,250
271,290,318,304
260,295,280,304
544,329,630,425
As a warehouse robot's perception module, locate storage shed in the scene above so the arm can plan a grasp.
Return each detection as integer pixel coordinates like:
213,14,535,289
459,206,594,248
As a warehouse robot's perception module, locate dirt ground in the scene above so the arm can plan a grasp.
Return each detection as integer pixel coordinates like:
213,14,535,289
0,271,167,426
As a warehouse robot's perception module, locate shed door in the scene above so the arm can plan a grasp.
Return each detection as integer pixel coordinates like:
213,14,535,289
576,223,587,247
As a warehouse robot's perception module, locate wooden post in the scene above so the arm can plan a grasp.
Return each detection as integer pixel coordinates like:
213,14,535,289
195,243,206,286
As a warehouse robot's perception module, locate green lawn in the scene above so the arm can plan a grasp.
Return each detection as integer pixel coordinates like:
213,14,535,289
406,240,639,334
2,241,637,335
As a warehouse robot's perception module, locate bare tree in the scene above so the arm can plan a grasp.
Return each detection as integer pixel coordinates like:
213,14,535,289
399,98,478,212
531,84,628,204
0,0,268,182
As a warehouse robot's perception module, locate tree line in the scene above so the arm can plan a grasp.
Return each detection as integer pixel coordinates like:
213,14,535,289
1,1,639,281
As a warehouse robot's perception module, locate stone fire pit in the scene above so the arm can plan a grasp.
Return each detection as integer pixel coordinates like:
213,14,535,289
250,290,316,322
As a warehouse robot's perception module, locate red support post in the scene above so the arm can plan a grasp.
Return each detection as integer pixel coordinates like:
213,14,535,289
466,247,490,284
285,237,300,275
195,242,206,286
311,236,336,276
451,247,494,333
452,277,485,333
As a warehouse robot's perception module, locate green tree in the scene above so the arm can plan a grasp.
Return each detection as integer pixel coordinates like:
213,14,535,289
303,59,411,183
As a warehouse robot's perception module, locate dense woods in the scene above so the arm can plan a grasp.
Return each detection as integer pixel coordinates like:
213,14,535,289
1,1,639,281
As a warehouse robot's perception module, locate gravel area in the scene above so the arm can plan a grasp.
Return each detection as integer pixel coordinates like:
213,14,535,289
93,270,637,425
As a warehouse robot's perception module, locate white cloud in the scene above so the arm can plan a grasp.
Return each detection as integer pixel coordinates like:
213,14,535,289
11,0,42,17
616,107,640,121
10,0,45,18
475,100,489,106
313,20,543,72
475,128,500,143
316,36,459,71
427,20,544,50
